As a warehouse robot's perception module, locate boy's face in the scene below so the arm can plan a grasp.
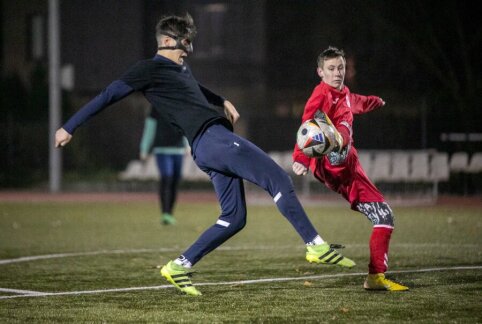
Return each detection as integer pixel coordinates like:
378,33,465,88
160,36,191,65
317,56,346,90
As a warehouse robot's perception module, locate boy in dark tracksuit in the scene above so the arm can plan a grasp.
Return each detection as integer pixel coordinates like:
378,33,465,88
140,107,187,225
55,14,355,296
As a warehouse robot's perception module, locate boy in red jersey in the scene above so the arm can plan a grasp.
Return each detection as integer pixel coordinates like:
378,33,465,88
292,46,408,291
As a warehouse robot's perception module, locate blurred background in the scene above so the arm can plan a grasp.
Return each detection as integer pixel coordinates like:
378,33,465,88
1,0,481,196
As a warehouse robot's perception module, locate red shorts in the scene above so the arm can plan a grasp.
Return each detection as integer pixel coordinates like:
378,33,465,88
310,147,384,209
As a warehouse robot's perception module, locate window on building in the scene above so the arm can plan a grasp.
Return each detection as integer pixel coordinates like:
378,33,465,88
194,3,227,59
27,13,46,61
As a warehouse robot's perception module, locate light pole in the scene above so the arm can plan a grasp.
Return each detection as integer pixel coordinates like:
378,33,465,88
48,0,61,192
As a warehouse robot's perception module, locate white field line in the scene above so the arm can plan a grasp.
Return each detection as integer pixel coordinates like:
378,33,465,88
0,245,314,265
0,265,481,300
0,247,276,265
0,288,43,295
1,243,480,265
0,249,165,265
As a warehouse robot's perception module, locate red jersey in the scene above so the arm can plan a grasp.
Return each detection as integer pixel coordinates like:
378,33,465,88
292,81,385,207
293,81,383,168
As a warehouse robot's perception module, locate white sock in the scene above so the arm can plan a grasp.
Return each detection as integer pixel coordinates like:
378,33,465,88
173,256,192,268
306,235,324,246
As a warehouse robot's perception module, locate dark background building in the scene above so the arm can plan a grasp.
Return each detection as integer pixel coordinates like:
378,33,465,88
1,0,481,187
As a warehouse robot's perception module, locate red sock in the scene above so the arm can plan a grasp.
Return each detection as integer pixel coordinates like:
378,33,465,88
369,227,393,274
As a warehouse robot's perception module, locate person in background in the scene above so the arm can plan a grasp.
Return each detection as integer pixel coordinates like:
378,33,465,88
292,46,408,291
140,107,188,225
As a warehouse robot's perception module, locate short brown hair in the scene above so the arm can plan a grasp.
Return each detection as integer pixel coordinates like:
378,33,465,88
317,46,345,68
156,13,197,41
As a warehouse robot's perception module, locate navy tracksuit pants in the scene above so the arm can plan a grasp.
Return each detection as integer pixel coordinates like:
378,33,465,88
182,123,319,265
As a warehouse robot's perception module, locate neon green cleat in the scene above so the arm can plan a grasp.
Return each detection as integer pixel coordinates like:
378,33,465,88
160,261,202,296
306,243,356,268
364,273,409,291
161,213,176,225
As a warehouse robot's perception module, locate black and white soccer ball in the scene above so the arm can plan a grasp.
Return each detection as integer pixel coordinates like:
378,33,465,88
296,118,338,158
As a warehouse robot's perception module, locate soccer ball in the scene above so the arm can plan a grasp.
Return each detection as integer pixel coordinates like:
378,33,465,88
296,118,337,157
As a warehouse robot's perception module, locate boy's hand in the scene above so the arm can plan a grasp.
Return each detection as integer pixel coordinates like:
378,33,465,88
292,162,308,176
55,128,72,148
223,100,240,125
331,126,344,153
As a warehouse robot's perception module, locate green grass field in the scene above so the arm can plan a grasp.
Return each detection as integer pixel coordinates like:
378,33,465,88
0,198,481,323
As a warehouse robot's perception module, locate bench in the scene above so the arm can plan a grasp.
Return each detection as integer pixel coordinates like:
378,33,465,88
118,149,459,199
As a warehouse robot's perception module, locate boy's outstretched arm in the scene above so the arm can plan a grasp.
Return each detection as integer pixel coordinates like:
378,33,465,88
54,80,134,148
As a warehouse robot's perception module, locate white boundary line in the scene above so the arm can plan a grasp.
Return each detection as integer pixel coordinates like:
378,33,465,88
0,288,43,295
0,265,481,300
0,247,274,265
0,249,166,265
0,245,315,265
1,243,480,265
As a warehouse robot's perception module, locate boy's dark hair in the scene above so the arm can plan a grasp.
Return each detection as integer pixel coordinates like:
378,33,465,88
156,13,197,41
317,46,345,67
